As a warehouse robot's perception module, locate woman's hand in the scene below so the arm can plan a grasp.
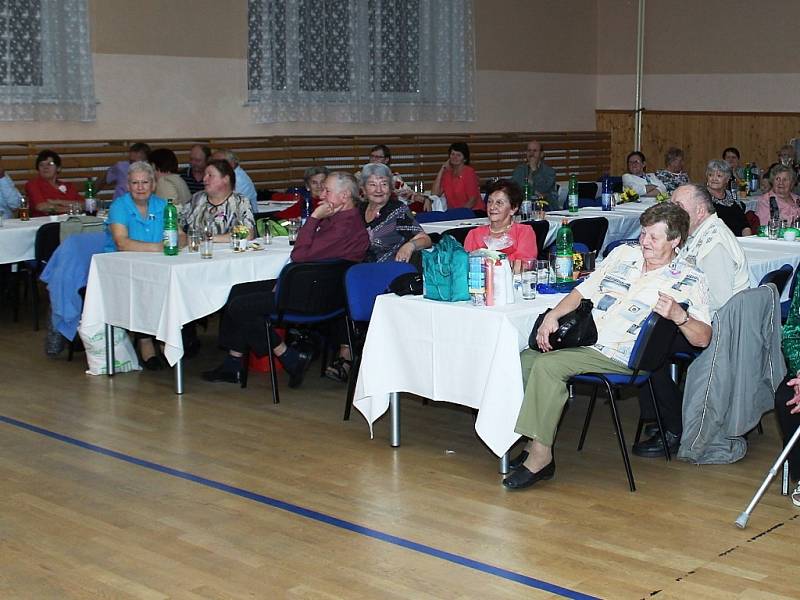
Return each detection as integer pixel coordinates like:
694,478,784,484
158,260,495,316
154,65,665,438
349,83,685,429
395,241,415,263
536,312,560,352
654,291,684,323
441,160,451,172
786,377,800,414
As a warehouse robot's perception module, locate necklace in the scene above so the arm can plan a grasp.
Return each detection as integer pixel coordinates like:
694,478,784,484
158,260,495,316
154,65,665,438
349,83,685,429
489,223,512,234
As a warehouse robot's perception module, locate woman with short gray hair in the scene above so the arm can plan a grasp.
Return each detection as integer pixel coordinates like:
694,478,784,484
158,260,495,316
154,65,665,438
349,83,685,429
705,158,751,236
656,147,689,194
756,164,800,226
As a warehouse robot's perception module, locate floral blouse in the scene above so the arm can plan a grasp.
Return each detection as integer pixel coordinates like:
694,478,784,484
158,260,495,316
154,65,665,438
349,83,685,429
179,191,254,235
655,170,689,194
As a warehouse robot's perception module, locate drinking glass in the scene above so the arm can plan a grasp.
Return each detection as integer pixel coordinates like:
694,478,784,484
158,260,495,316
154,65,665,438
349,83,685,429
521,259,537,299
287,219,300,245
201,221,214,258
535,259,550,290
187,227,200,253
768,217,780,240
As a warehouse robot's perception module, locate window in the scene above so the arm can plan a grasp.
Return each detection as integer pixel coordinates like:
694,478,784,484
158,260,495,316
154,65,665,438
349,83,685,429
0,0,96,121
247,0,475,123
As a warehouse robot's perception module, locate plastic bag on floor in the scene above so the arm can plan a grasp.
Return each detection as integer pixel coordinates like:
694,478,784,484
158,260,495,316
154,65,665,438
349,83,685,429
78,322,141,375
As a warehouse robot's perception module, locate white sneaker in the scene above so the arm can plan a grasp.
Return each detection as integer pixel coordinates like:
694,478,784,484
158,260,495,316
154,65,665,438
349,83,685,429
792,482,800,507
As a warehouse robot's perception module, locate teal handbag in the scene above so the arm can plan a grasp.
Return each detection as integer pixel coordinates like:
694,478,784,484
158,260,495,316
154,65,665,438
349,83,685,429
422,234,470,302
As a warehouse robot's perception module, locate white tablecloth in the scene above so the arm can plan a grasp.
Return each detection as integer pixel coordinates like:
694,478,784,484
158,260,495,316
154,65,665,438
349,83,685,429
740,236,800,301
0,216,62,265
352,293,564,456
80,240,293,365
256,200,297,214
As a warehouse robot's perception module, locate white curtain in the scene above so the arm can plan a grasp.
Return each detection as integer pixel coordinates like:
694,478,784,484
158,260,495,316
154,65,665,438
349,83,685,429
0,0,96,121
247,0,475,123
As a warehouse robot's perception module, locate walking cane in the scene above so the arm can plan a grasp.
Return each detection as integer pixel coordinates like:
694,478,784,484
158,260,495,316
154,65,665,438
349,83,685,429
735,424,800,528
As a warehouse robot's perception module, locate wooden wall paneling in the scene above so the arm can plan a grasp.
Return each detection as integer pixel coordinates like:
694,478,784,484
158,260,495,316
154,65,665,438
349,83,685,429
597,110,800,184
5,132,612,199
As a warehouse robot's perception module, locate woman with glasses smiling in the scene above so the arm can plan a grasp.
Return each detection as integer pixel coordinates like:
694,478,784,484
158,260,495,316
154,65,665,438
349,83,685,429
24,150,82,216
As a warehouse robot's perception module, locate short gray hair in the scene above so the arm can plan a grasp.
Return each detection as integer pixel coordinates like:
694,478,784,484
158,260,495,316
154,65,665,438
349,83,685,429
360,162,394,188
769,164,798,185
212,148,239,166
705,158,732,181
128,160,155,183
664,147,684,165
681,182,715,214
328,171,360,203
303,165,330,185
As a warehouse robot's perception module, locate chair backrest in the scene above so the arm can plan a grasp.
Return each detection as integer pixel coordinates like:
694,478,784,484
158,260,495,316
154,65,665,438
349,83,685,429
414,208,475,224
578,198,602,208
607,176,624,193
603,237,640,258
274,260,353,319
522,219,549,258
569,217,609,254
35,222,62,264
628,310,681,372
759,263,794,296
345,262,417,322
442,225,476,246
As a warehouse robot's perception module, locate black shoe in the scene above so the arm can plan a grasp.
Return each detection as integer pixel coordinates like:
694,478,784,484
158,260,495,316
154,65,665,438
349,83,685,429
285,351,313,388
502,459,556,490
202,363,242,384
639,421,659,440
143,356,165,371
632,430,680,458
508,450,529,470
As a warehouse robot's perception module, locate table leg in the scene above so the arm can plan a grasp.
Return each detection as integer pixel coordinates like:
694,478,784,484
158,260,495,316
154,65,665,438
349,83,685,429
105,324,115,376
499,452,510,475
389,392,400,447
174,358,184,395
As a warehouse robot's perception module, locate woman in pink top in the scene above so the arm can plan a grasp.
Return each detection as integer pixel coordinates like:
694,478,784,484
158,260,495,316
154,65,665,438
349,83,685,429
431,142,481,209
755,165,800,226
464,179,537,270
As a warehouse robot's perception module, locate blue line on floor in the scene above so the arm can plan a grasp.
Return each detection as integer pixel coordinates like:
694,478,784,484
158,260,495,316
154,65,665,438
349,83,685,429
1,414,598,600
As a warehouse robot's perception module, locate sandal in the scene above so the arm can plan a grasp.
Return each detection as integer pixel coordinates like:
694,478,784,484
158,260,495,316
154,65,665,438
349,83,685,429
325,357,352,382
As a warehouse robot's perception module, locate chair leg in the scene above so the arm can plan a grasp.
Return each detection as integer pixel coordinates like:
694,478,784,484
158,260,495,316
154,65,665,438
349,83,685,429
604,382,636,492
343,318,357,421
265,322,280,404
577,384,599,451
31,271,40,331
647,379,672,462
633,417,645,446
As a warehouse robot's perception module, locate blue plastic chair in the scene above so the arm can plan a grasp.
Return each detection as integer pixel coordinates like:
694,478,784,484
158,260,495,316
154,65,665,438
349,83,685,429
568,310,681,491
256,260,354,404
543,242,590,256
759,263,793,298
603,238,640,258
343,262,418,419
781,266,800,323
414,208,475,224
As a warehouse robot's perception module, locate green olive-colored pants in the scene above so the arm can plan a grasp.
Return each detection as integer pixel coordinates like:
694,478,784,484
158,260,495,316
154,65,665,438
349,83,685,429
515,347,633,446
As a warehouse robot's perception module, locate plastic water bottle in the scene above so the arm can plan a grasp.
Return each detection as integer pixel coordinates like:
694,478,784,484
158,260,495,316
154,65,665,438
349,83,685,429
601,176,613,211
567,174,579,213
84,179,97,216
299,192,311,225
163,199,179,256
554,219,574,282
749,163,759,193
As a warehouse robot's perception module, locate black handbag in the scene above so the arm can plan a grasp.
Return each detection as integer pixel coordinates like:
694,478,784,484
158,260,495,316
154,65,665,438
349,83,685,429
388,272,423,296
529,299,598,351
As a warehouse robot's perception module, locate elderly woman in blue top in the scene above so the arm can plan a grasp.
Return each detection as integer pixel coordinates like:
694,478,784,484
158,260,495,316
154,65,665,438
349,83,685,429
104,161,172,368
105,161,168,253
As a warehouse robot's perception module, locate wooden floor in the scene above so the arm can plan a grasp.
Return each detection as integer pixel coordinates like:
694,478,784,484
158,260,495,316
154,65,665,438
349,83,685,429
1,306,799,600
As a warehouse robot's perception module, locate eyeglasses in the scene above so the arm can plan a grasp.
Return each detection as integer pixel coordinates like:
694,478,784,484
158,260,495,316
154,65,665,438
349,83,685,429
365,180,390,190
38,161,57,167
369,154,386,161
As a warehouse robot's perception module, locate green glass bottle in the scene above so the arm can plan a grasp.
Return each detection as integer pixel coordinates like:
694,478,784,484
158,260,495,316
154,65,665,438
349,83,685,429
554,219,574,282
163,199,179,256
567,174,579,213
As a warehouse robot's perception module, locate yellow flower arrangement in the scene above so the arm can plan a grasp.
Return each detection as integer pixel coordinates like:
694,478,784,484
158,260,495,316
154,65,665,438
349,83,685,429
618,187,640,204
655,191,670,203
232,224,250,239
572,252,583,271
